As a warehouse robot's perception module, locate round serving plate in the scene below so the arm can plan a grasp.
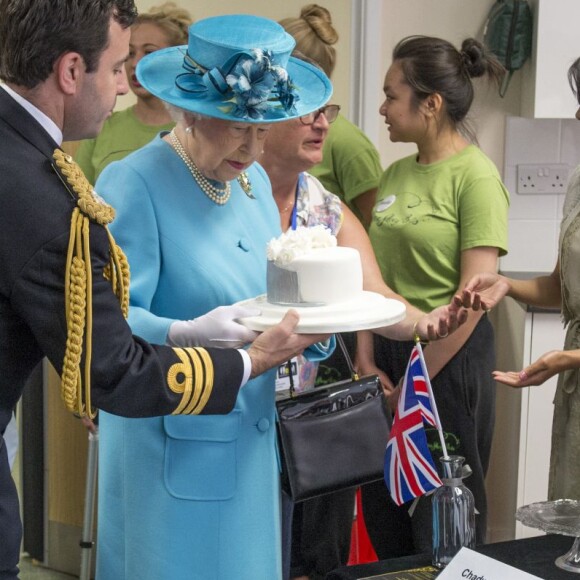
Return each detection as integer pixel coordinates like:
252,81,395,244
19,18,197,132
236,292,406,334
516,499,580,573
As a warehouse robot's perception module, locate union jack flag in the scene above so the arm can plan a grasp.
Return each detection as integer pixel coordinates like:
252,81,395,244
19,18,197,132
384,345,442,506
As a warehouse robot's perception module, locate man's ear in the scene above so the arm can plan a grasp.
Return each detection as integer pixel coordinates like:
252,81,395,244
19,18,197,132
55,52,84,96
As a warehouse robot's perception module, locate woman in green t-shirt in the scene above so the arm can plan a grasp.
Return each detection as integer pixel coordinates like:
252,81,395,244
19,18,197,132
358,35,509,559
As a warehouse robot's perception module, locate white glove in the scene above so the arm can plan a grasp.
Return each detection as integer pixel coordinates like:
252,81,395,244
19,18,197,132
167,305,261,348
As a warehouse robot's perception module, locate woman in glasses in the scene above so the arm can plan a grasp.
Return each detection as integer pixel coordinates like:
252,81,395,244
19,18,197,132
262,103,341,233
279,4,382,229
260,97,468,580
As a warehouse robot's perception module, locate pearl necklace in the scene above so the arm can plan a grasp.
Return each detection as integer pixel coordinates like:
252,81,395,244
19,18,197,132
169,129,231,205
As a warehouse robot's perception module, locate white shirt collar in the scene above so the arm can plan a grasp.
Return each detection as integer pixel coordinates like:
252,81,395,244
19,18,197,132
1,84,63,145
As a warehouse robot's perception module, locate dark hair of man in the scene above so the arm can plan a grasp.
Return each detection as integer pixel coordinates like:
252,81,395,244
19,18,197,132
0,0,138,89
392,35,504,137
568,57,580,106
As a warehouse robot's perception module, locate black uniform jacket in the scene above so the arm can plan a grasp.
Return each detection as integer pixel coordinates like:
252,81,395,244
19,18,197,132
0,88,244,574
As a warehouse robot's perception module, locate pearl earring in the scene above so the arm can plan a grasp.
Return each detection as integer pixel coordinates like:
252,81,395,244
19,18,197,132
185,126,192,134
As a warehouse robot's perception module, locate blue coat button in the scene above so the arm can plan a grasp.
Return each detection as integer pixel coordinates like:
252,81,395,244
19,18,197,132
238,238,250,252
257,418,270,432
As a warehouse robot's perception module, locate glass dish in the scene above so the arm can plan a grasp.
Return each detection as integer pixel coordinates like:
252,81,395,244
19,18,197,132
516,499,580,573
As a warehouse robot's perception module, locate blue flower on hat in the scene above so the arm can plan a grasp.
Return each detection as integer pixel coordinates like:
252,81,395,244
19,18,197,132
276,75,298,113
225,49,299,119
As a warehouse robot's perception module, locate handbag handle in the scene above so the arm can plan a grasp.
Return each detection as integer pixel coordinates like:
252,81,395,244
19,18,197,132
336,334,359,381
286,334,359,397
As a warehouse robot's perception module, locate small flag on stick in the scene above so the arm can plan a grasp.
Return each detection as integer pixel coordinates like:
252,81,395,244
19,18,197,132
384,342,446,506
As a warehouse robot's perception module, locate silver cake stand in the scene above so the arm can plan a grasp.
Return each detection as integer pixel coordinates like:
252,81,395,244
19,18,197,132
516,499,580,573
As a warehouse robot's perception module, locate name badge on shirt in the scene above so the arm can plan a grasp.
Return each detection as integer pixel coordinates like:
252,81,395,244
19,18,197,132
376,195,397,212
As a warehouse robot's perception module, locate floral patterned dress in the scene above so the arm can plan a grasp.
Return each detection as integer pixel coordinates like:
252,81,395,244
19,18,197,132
550,165,580,500
289,172,342,389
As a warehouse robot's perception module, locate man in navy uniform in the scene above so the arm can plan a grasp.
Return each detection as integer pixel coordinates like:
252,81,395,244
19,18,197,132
0,1,326,577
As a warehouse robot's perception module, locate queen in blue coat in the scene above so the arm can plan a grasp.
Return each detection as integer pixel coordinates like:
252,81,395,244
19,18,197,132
93,14,333,580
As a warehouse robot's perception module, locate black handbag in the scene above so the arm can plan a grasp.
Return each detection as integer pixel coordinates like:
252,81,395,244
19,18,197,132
276,335,392,502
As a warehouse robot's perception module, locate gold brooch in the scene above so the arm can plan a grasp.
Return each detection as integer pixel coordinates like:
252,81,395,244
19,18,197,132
238,172,255,199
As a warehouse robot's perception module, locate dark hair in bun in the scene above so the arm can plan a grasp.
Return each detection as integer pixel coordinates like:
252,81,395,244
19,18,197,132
392,35,505,136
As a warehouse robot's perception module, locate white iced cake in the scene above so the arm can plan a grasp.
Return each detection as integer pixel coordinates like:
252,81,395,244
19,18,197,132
236,225,406,333
266,226,363,306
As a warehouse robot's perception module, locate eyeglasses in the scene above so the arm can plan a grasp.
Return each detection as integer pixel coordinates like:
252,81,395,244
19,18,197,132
299,104,341,126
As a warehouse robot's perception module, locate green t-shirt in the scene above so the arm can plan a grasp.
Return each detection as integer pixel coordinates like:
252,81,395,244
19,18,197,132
369,145,510,312
309,114,382,223
75,106,174,184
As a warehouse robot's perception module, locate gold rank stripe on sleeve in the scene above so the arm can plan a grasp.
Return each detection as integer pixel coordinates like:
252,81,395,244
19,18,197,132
168,347,215,415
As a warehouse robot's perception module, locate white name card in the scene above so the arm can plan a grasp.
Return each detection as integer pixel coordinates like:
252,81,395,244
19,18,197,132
437,547,543,580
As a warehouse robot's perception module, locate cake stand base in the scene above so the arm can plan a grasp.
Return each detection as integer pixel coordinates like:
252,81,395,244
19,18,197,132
516,499,580,575
556,537,580,573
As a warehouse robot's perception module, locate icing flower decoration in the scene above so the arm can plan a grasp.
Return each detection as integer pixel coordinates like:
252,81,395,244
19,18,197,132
267,225,336,267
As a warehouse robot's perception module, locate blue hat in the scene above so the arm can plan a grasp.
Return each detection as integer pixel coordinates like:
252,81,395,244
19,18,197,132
136,14,333,123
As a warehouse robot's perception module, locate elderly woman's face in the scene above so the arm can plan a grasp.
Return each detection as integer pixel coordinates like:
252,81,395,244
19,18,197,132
188,117,271,182
263,112,329,173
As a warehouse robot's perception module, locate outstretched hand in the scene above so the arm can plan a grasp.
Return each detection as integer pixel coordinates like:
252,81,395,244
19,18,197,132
415,300,469,342
493,350,567,388
454,272,510,312
247,310,330,379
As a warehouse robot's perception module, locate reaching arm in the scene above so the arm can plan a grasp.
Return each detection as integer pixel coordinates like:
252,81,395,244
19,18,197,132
493,348,580,388
370,246,502,412
421,246,500,379
457,261,562,312
337,203,468,342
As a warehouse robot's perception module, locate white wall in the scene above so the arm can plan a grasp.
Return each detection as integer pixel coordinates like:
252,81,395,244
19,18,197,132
501,116,579,273
499,0,580,273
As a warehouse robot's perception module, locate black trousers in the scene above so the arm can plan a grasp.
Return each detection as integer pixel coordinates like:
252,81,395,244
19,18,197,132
360,316,496,559
288,489,355,579
0,431,21,580
282,333,357,579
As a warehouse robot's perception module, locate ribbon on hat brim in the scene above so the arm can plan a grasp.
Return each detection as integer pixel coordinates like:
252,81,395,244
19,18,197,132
176,50,242,97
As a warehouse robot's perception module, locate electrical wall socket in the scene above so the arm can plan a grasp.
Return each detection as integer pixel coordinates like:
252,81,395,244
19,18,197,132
517,163,569,195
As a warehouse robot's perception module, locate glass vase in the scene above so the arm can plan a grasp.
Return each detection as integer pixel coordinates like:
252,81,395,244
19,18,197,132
432,455,475,568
